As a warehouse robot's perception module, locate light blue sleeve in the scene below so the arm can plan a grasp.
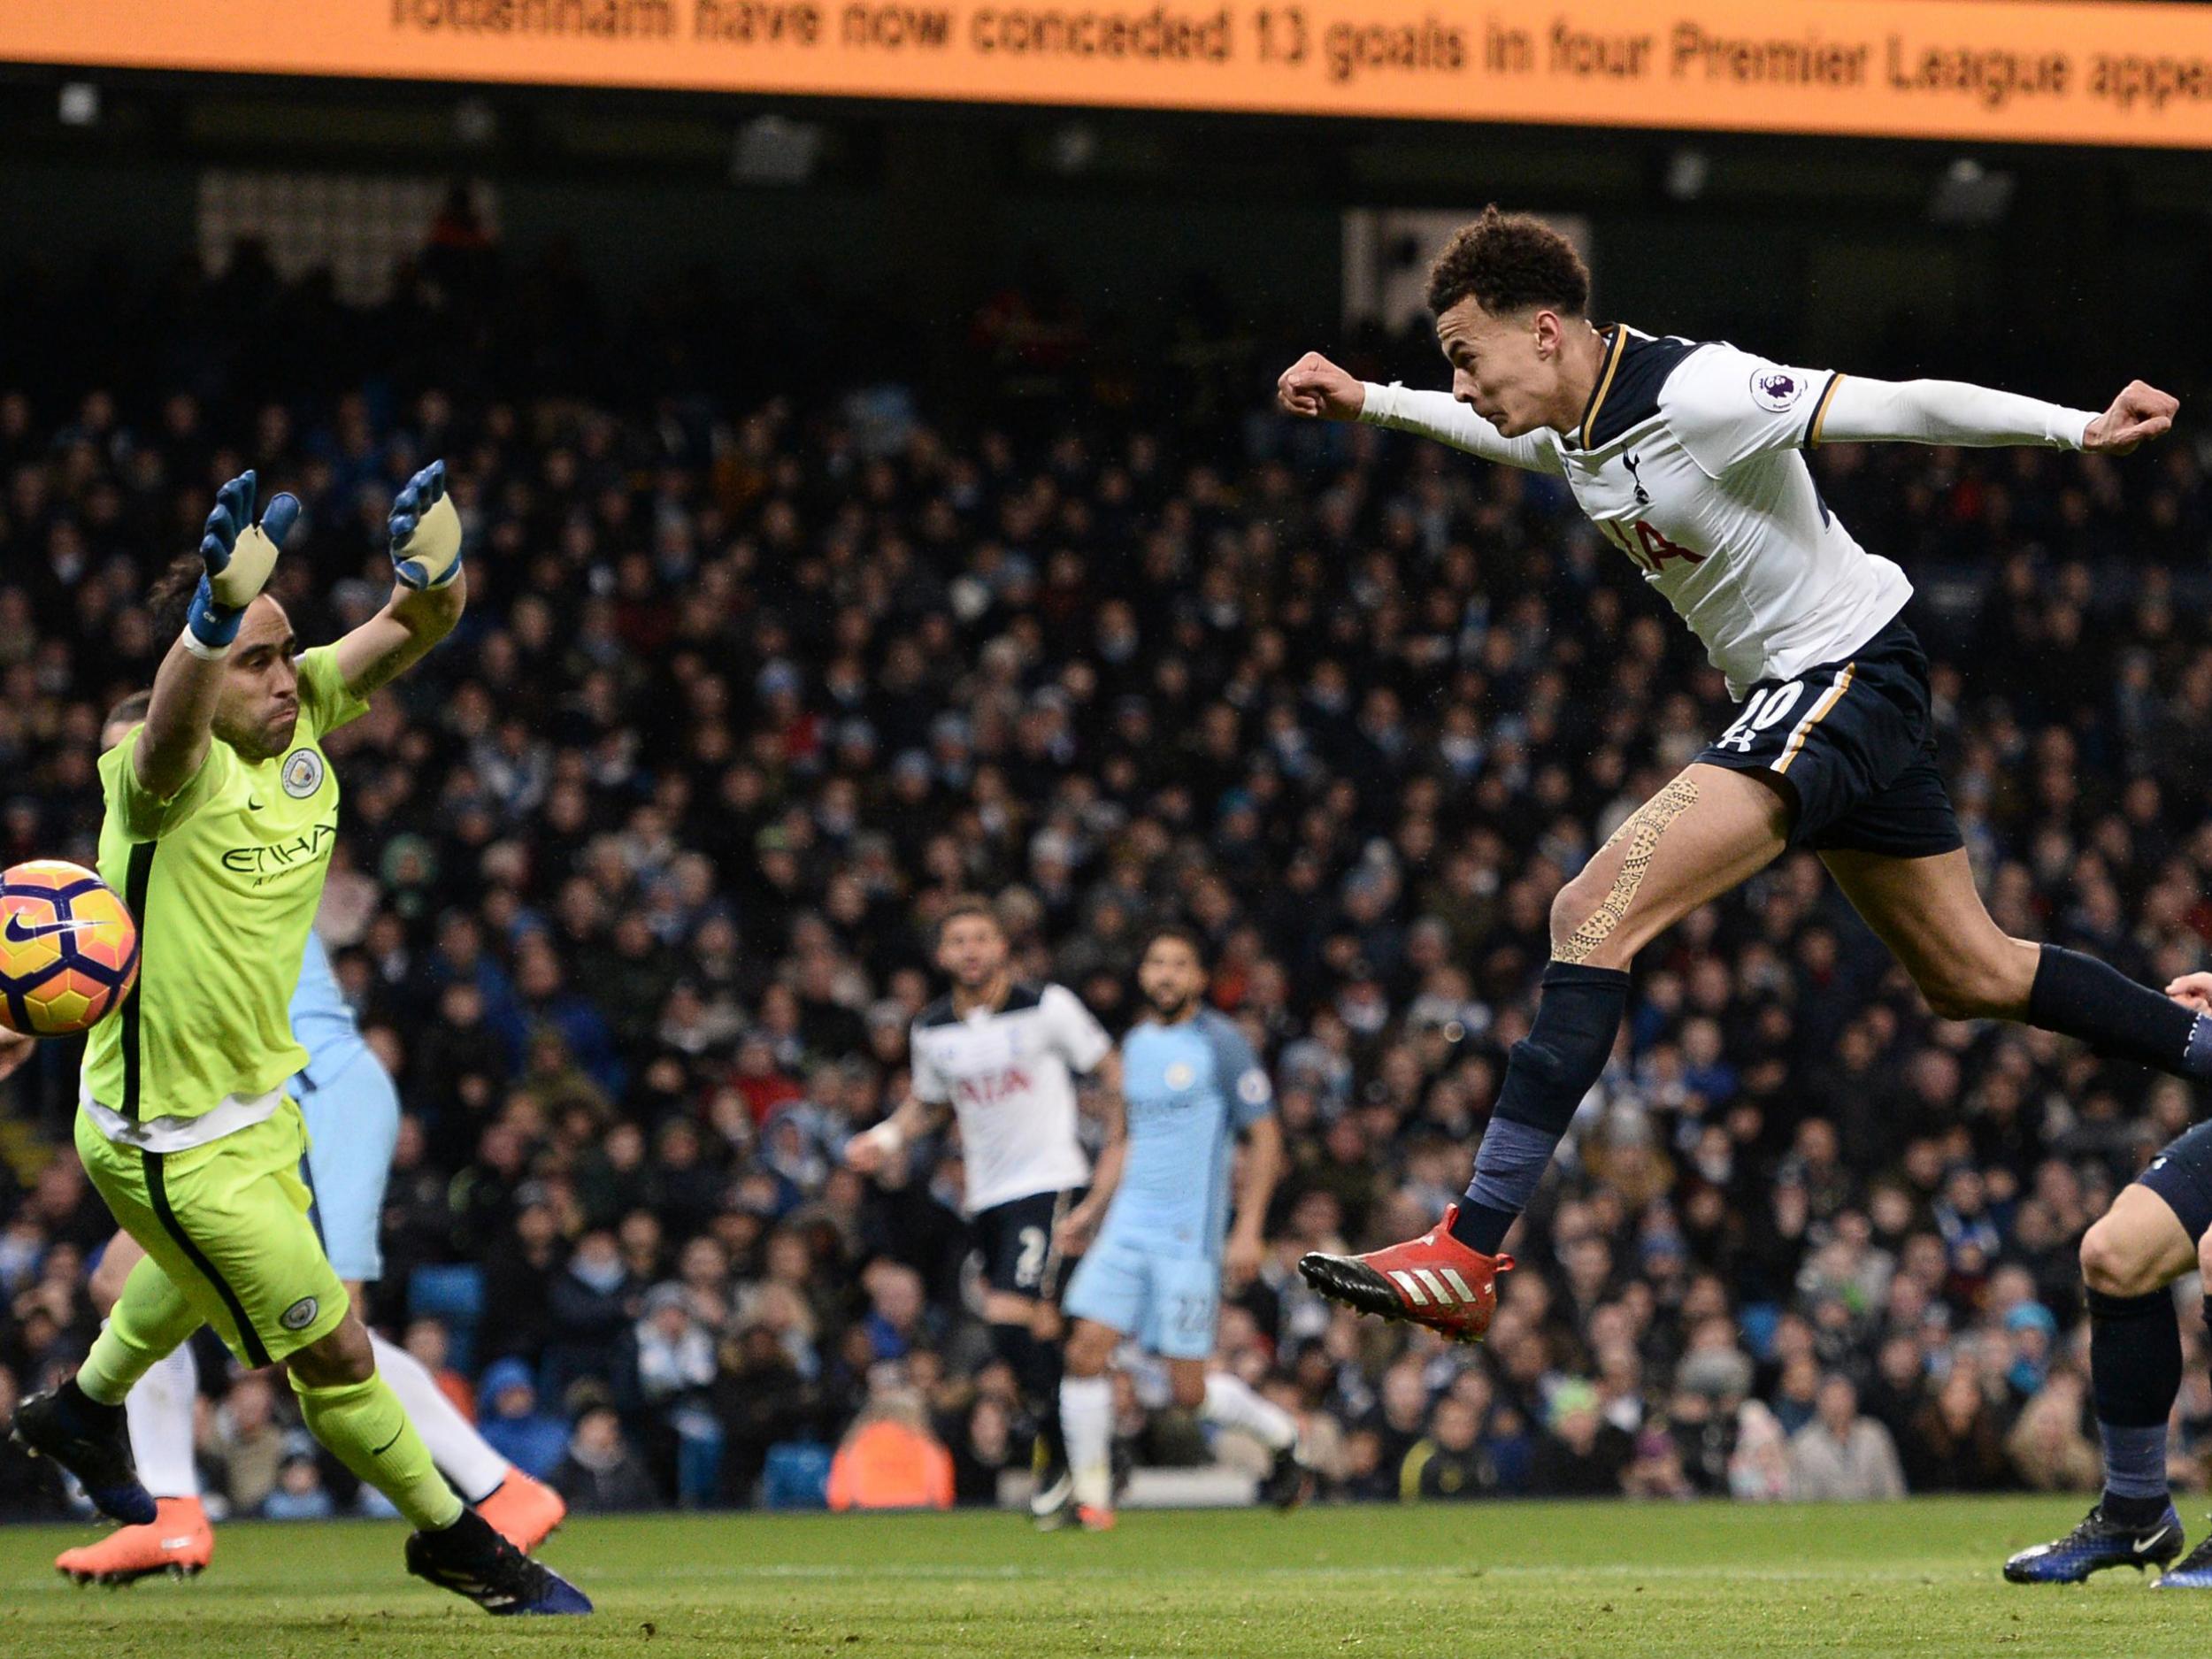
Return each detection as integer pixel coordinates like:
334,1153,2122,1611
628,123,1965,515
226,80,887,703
1202,1013,1273,1130
291,931,370,1089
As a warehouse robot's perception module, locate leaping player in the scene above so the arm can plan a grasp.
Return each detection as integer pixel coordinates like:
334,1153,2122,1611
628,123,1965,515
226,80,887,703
1278,209,2195,1359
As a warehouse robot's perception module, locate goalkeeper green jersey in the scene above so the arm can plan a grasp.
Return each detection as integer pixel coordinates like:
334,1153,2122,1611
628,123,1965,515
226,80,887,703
81,646,367,1148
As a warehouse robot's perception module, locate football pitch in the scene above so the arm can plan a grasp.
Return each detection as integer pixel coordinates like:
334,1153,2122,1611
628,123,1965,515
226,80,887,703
2,1497,2206,1659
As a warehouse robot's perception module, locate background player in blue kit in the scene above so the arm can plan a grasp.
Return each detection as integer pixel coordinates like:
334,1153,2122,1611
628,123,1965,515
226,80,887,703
1056,926,1304,1529
0,694,565,1586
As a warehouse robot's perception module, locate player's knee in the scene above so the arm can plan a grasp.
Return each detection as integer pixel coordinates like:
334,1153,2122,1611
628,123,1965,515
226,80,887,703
1064,1323,1116,1378
1169,1371,1206,1412
1548,876,1636,965
2195,1228,2212,1286
88,1254,133,1317
2082,1217,2164,1299
1913,938,2034,1022
288,1314,375,1388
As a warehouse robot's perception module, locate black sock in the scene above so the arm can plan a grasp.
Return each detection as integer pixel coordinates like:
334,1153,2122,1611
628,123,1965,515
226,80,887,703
2030,944,2208,1078
2089,1286,2180,1516
990,1322,1065,1464
57,1377,120,1431
1450,963,1631,1255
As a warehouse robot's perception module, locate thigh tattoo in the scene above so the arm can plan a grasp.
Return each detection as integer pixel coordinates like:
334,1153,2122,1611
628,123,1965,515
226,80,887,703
1555,775,1701,964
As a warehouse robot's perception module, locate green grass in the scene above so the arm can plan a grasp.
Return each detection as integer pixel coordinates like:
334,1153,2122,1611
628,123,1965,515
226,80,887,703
0,1497,2205,1658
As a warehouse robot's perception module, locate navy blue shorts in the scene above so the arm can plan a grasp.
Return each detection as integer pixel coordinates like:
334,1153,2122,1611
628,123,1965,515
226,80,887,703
1695,616,1963,861
2139,1119,2212,1245
972,1187,1081,1302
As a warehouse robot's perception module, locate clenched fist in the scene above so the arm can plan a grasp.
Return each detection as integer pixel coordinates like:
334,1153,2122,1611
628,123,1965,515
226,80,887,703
1277,352,1366,422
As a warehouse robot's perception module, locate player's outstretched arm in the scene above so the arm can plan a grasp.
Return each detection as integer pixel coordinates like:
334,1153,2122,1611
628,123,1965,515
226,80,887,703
139,470,296,801
1813,373,2174,455
333,460,468,701
1279,349,1565,476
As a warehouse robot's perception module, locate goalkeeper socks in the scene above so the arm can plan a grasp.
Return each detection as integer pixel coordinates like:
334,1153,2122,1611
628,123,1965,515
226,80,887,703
1451,964,1630,1256
370,1333,511,1505
1200,1372,1296,1452
2088,1286,2179,1513
290,1371,464,1532
1059,1374,1114,1510
2029,945,2212,1078
125,1342,202,1500
77,1256,204,1406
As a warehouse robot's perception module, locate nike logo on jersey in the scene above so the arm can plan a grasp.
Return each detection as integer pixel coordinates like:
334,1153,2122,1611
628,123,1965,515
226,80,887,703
2,915,99,944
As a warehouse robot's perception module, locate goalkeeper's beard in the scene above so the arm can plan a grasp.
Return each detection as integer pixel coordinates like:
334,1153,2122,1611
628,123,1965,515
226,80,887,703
217,699,298,763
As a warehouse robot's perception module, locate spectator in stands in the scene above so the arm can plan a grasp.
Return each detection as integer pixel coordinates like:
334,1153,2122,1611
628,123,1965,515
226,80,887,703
476,1358,568,1482
1787,1376,1907,1501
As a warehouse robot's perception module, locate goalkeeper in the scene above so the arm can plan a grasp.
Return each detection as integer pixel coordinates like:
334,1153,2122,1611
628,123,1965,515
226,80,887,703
4,464,588,1617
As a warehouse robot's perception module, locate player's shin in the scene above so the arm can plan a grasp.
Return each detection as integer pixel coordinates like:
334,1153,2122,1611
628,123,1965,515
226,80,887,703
77,1255,202,1406
288,1370,464,1532
2029,944,2212,1079
125,1342,202,1499
1059,1373,1114,1510
1449,964,1630,1254
993,1322,1067,1465
1199,1371,1295,1451
369,1332,511,1504
2088,1286,2181,1523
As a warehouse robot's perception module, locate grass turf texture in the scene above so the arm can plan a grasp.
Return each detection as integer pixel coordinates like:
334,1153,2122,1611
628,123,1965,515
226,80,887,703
0,1497,2205,1658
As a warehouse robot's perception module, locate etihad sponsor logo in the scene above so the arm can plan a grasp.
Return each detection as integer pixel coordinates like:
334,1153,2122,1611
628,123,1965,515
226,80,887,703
221,821,336,880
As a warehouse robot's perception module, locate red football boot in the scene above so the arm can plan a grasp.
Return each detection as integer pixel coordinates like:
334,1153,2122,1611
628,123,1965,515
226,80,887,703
1297,1205,1512,1344
55,1495,214,1586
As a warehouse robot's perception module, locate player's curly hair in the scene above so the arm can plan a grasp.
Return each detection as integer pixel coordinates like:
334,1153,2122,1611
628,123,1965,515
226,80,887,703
1425,205,1590,319
146,552,206,645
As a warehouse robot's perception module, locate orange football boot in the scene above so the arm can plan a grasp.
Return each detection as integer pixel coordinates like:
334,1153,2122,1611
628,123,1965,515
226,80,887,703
475,1471,567,1552
1297,1203,1512,1344
55,1495,214,1586
1076,1504,1117,1532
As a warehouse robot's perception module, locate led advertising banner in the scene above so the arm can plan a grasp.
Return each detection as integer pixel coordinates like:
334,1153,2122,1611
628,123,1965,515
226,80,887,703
11,0,2212,148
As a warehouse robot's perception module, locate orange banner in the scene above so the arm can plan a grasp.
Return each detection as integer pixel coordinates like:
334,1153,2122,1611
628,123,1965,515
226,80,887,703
10,0,2212,147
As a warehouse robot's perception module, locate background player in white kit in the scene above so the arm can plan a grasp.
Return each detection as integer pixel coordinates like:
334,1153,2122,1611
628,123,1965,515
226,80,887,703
0,692,564,1585
844,895,1124,1527
1057,926,1304,1531
1275,207,2208,1352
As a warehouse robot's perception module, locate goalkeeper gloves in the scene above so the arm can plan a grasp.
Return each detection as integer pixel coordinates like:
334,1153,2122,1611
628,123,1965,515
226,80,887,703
186,470,298,656
389,460,463,589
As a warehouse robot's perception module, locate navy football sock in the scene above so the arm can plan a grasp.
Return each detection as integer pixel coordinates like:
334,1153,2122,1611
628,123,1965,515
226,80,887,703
2089,1286,2179,1511
991,1322,1066,1466
2029,944,2212,1079
1450,963,1630,1256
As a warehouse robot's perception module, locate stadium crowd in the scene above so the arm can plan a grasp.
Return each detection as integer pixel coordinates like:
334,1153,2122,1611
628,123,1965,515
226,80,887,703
4,235,2212,1517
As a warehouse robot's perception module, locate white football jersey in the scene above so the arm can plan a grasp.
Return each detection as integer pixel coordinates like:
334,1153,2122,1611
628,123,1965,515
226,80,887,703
909,981,1112,1214
1363,326,1912,697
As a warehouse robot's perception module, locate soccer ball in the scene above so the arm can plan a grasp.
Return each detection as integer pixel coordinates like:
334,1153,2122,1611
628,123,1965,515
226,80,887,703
0,859,141,1036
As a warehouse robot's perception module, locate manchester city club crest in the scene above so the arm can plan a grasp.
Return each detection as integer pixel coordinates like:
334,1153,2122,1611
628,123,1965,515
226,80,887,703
280,749,326,799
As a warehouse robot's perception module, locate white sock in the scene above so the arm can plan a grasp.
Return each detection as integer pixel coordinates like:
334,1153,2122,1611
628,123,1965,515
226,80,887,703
125,1342,201,1500
1060,1374,1114,1509
1201,1371,1297,1452
370,1332,511,1504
